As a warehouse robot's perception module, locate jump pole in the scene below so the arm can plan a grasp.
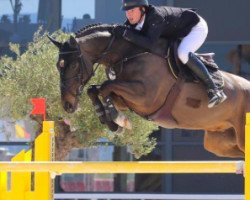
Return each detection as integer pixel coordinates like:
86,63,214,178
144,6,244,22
0,161,242,174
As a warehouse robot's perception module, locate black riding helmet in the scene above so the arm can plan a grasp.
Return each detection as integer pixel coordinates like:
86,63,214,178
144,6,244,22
121,0,149,11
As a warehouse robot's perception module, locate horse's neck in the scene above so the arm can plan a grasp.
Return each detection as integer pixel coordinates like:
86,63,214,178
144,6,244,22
98,37,176,82
110,39,152,63
81,33,166,68
90,36,143,65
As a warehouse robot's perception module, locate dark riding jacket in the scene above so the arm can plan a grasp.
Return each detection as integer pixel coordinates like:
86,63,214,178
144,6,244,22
123,5,200,50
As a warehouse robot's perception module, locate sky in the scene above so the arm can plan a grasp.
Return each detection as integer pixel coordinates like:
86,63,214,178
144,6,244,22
0,0,95,19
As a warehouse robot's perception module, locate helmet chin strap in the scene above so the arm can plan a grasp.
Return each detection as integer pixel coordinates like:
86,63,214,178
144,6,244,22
137,7,145,24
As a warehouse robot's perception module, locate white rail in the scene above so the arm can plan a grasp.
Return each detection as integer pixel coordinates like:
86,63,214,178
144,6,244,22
54,193,244,200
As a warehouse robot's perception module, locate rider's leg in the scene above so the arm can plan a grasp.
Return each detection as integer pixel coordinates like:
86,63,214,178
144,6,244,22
186,52,227,108
177,16,227,108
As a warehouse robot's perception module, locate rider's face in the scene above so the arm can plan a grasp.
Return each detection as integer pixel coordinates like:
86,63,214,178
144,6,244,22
125,7,143,25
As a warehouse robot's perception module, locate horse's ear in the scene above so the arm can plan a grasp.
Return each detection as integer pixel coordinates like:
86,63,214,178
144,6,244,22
47,35,62,49
69,36,78,49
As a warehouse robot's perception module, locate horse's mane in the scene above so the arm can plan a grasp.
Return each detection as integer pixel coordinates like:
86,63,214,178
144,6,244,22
75,23,117,38
74,23,169,58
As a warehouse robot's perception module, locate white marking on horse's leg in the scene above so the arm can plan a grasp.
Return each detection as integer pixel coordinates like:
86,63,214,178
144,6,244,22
113,112,132,130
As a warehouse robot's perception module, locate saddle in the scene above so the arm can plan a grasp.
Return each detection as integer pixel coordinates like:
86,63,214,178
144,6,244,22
167,41,224,89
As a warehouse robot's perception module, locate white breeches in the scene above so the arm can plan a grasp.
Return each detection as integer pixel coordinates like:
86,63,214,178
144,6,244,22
177,16,208,64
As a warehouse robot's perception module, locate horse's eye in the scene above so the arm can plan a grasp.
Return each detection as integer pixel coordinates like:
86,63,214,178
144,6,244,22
72,62,78,69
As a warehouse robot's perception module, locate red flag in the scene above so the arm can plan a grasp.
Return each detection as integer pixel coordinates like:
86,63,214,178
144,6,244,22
31,98,46,120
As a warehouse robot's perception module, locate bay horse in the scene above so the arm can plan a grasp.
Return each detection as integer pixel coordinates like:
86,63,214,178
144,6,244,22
49,24,250,158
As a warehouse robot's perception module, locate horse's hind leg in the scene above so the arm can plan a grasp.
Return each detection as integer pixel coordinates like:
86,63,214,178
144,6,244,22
233,118,245,153
204,128,244,158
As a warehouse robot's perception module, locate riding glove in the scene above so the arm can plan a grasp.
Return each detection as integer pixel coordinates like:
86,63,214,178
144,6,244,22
113,25,126,38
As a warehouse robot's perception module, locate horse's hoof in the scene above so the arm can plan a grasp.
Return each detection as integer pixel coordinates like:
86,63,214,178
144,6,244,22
115,126,125,134
114,112,132,130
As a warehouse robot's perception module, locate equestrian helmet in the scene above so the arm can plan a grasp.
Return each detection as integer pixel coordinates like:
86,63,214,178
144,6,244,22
121,0,149,11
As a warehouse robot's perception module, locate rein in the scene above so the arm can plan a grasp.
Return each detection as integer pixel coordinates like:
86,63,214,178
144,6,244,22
111,52,150,77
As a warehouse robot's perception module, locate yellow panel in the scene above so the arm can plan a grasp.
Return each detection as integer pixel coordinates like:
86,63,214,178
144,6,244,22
24,191,35,200
42,121,55,136
34,173,51,200
11,150,26,162
0,171,8,200
245,114,250,200
246,113,250,125
24,150,32,192
35,131,50,161
11,150,26,200
34,121,54,200
2,192,12,200
0,171,7,190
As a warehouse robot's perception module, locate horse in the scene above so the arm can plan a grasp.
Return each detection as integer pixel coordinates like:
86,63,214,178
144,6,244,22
49,24,250,159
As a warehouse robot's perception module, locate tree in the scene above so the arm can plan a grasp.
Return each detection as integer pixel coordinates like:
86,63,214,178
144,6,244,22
1,15,11,24
83,14,91,19
9,0,23,31
19,15,31,24
0,29,158,159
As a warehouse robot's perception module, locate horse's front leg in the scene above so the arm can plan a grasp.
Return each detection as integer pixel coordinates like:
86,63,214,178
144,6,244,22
99,80,146,129
103,96,132,130
87,85,119,132
99,80,146,102
87,85,106,124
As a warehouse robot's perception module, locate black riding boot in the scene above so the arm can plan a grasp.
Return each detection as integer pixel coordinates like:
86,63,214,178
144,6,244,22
186,52,227,108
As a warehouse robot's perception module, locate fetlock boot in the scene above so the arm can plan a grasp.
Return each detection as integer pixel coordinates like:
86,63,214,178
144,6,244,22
103,96,132,129
186,52,227,108
103,96,118,121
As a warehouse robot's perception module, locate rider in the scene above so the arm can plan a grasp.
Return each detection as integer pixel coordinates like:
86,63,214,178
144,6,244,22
113,0,227,108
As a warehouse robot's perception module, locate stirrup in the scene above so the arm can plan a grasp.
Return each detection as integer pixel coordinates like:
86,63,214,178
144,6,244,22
208,95,221,108
219,92,227,103
207,90,227,108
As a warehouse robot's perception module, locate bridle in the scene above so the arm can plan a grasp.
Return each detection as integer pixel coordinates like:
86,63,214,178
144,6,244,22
59,48,92,98
59,34,116,98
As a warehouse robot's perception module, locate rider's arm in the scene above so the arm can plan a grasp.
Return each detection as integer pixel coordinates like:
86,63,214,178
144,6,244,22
123,15,164,50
